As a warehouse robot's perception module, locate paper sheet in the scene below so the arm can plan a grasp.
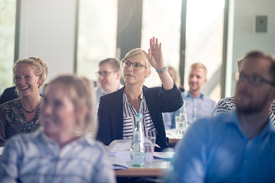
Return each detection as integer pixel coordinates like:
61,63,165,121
108,139,132,152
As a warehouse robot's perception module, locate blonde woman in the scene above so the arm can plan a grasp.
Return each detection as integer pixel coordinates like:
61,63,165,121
97,37,183,149
0,75,115,183
0,57,48,146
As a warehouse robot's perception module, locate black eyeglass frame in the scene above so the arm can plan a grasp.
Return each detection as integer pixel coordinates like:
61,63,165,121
238,72,275,86
121,60,147,70
95,71,115,77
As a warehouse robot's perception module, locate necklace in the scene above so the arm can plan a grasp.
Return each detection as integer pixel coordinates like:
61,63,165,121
21,99,42,114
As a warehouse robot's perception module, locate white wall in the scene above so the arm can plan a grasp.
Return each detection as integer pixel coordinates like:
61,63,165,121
19,0,77,83
227,0,275,96
18,0,275,95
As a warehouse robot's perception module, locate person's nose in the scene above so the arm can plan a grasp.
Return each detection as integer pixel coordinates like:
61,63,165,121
190,76,196,82
19,78,26,86
98,74,104,80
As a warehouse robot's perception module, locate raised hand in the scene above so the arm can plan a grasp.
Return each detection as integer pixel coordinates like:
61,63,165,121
148,37,165,70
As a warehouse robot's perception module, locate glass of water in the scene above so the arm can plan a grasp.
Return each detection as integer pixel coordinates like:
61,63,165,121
145,130,156,165
176,116,184,138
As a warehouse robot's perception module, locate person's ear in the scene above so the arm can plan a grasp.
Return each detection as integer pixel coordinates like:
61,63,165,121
38,75,43,88
116,71,121,80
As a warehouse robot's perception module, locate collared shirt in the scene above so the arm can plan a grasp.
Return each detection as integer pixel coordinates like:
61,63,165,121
182,91,216,124
95,86,107,107
0,130,115,183
122,93,155,139
168,91,216,128
166,110,275,183
215,96,275,125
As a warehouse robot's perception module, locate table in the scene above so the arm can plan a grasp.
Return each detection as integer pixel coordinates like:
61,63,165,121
115,159,170,183
115,159,170,177
166,129,182,147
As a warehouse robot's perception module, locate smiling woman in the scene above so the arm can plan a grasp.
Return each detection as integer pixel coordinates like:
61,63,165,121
0,57,48,146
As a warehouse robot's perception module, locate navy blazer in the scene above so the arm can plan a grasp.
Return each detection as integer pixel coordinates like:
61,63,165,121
96,84,183,149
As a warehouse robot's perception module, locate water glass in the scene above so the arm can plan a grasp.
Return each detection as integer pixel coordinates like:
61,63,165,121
145,131,156,164
175,116,184,138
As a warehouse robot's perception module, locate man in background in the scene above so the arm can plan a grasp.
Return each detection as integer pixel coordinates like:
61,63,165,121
167,63,216,128
95,58,122,106
166,50,275,182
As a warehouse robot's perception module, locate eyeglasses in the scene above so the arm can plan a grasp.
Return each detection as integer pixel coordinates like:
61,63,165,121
122,60,147,71
95,71,115,77
238,72,275,86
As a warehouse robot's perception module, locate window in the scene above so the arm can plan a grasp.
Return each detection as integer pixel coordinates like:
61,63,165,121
185,0,225,101
77,0,118,81
0,0,17,93
142,0,182,87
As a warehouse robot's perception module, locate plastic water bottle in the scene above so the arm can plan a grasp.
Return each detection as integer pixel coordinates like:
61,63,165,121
130,113,145,167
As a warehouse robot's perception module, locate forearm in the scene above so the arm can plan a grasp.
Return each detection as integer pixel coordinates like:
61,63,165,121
159,83,183,113
158,69,174,90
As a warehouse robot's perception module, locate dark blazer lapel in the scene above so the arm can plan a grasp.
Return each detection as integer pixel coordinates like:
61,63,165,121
115,87,125,140
143,85,167,148
142,86,156,125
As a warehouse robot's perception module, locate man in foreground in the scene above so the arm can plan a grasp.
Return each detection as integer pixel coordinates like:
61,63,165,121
166,50,275,182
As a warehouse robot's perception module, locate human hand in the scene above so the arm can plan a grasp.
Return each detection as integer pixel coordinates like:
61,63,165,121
147,37,165,70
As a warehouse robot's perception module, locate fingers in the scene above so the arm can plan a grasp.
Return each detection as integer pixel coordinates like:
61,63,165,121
159,43,162,52
150,37,161,52
150,38,154,50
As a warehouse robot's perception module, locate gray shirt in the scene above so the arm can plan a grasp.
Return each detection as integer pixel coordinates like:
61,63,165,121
0,130,115,183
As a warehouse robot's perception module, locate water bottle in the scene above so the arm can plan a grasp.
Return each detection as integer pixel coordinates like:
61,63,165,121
176,101,188,137
130,113,145,167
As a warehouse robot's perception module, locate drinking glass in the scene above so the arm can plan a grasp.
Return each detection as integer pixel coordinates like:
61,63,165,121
145,130,156,165
176,116,184,138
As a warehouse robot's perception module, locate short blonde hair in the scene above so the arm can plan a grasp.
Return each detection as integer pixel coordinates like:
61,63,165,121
46,75,97,138
121,48,151,69
190,62,207,76
13,57,48,88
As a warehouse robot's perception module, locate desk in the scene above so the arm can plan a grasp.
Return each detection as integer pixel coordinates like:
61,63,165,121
115,159,170,177
166,129,182,147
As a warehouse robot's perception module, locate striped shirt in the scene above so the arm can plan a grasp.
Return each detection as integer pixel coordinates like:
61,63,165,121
215,96,275,125
215,96,236,113
0,130,115,183
123,93,155,139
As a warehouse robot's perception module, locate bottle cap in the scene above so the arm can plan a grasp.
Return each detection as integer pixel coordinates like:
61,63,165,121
136,113,142,118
